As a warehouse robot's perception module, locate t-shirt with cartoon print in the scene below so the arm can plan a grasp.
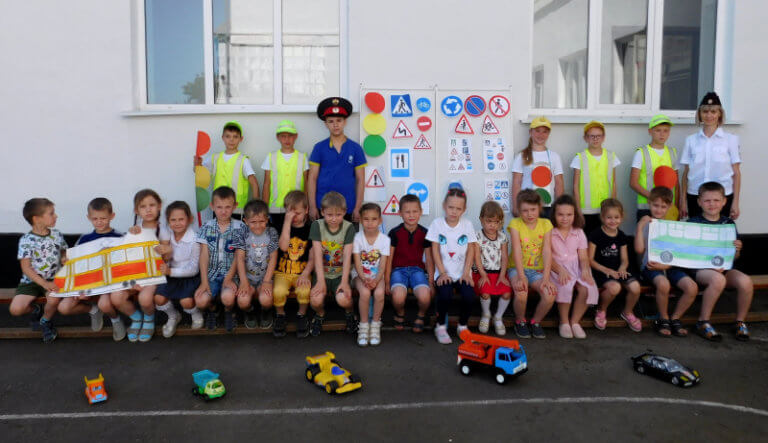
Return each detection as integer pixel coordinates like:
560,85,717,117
245,227,279,285
507,218,553,271
426,217,477,281
476,229,508,272
309,219,356,280
17,229,68,284
352,231,390,279
276,221,312,276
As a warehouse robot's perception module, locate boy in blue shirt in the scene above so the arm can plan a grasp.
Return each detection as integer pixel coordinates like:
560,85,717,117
307,97,367,222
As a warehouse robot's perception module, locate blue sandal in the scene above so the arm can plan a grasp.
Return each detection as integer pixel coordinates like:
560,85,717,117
139,314,155,342
127,311,143,342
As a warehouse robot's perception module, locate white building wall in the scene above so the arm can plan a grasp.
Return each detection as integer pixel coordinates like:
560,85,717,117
0,0,766,234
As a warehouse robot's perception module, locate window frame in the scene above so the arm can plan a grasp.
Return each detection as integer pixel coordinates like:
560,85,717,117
528,0,732,120
133,0,349,113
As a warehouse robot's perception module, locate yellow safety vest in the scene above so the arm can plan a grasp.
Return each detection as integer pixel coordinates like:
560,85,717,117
636,145,678,209
212,152,250,211
578,148,615,214
268,150,305,212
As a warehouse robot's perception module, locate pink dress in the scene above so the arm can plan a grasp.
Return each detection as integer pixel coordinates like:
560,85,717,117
550,228,598,304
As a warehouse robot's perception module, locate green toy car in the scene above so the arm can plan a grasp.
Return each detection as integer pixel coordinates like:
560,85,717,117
192,370,226,401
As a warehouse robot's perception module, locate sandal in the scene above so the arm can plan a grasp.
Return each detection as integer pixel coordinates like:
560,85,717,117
412,315,427,333
670,319,688,337
393,314,406,331
735,321,750,341
695,321,722,341
654,319,672,337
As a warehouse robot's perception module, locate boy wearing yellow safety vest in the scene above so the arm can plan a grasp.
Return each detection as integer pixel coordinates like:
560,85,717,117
261,120,309,232
629,114,679,221
195,121,259,219
571,121,620,235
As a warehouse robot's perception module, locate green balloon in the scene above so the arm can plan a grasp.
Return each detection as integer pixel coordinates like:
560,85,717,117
535,188,552,204
363,135,386,157
196,187,210,210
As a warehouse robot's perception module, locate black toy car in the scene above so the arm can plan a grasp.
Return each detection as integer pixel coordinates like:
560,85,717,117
631,352,701,387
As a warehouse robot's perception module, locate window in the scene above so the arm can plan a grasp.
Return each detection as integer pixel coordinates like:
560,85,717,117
531,0,722,115
140,0,346,110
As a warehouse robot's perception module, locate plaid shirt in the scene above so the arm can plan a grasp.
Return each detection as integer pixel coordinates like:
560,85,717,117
195,218,247,280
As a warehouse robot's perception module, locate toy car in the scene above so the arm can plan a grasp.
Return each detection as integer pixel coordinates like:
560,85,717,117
84,373,108,404
457,329,527,385
631,352,701,387
305,352,362,395
192,370,226,400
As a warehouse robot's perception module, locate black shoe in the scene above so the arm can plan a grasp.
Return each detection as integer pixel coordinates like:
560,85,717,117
244,309,257,329
40,319,57,343
295,314,309,338
310,315,324,337
273,314,287,338
258,307,274,329
205,310,217,330
345,312,358,334
224,310,237,332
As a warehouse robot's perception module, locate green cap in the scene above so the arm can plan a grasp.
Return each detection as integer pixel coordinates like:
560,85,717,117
223,120,243,136
276,119,298,135
649,114,673,129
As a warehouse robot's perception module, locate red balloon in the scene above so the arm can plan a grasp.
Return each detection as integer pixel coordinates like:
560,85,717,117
653,165,678,189
364,92,386,113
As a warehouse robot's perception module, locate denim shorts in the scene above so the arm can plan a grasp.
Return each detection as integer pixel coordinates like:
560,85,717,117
641,267,690,287
506,268,544,284
208,275,235,298
390,266,430,291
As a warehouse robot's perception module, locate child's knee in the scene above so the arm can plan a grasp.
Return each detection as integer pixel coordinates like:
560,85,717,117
335,291,352,308
295,286,310,305
514,290,528,301
654,278,671,294
180,298,195,309
221,291,236,307
237,293,252,308
258,291,274,308
195,293,211,308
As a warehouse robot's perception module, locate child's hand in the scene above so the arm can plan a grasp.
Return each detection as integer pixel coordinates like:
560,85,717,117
436,272,451,286
583,271,595,287
477,273,490,289
159,263,170,275
223,278,237,292
194,283,210,299
132,283,144,291
284,210,296,225
44,281,60,293
366,278,378,290
617,269,629,279
498,274,511,288
385,280,391,295
60,256,68,265
541,278,557,297
734,239,742,251
311,280,327,298
154,244,172,255
193,156,202,167
128,226,141,235
679,201,688,219
514,274,528,293
608,270,621,279
309,206,319,221
647,261,670,271
557,269,572,285
259,281,273,298
461,271,474,287
297,274,311,289
237,281,252,298
338,282,352,301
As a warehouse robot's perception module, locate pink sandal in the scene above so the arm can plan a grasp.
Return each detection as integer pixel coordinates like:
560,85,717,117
621,312,642,332
594,310,607,330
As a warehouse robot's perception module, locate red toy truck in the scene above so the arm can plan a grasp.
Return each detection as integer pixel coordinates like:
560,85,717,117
457,329,528,384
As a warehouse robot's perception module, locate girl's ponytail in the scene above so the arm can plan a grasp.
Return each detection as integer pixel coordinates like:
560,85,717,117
522,137,534,166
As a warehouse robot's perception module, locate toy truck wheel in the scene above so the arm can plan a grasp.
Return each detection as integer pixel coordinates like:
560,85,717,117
459,361,472,376
325,381,339,395
495,371,507,385
306,365,321,382
635,364,645,374
350,374,362,384
671,376,679,386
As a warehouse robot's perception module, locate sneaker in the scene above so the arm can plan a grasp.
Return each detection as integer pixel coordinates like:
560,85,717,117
205,310,217,330
369,321,382,346
357,322,370,347
40,319,57,343
735,321,750,341
530,322,546,339
310,315,324,337
493,317,506,336
244,310,258,329
434,323,452,344
478,314,491,333
571,323,586,339
190,310,204,329
559,323,573,339
111,320,126,342
620,311,642,332
456,324,469,336
514,321,531,339
90,309,104,332
258,308,273,329
594,310,607,330
273,314,287,338
344,312,358,334
162,314,181,338
295,314,309,338
224,310,237,333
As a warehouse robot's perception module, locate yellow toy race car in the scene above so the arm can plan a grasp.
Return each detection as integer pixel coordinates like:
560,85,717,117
305,352,362,395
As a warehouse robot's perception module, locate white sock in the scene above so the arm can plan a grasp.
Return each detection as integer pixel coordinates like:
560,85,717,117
88,305,99,315
480,298,491,316
495,298,511,319
157,302,178,316
109,316,121,324
184,307,200,315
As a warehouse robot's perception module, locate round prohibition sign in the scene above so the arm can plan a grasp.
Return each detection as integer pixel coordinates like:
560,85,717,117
488,95,510,118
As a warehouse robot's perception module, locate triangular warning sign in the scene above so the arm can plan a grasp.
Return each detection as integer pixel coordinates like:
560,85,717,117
413,134,432,150
450,148,459,155
383,195,400,215
392,120,413,139
481,115,499,134
366,168,385,188
458,164,465,170
454,114,474,134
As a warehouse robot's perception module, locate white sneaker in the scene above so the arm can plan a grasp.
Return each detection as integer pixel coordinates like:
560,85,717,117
90,309,104,332
434,324,452,344
357,322,370,347
190,310,204,329
457,324,469,335
111,319,126,342
559,323,573,339
478,314,491,333
369,321,381,346
493,317,507,336
571,323,587,339
162,314,181,338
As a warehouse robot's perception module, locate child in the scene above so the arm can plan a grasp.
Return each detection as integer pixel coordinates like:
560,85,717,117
629,114,679,221
153,201,203,338
588,199,643,332
635,186,698,337
57,198,125,341
427,188,478,344
688,181,753,341
549,195,598,339
261,120,309,231
193,186,248,332
10,198,67,343
386,194,434,333
511,116,564,218
507,190,557,339
195,121,259,217
239,199,279,330
571,121,620,234
309,191,357,336
270,190,314,338
353,203,390,346
308,97,367,222
110,189,164,342
472,201,512,336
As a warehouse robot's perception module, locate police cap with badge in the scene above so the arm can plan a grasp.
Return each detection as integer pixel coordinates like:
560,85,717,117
317,97,353,120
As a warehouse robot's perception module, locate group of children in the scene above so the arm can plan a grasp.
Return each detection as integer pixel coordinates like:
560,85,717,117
12,93,752,345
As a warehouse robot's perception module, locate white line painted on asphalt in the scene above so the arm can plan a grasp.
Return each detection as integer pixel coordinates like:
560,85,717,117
1,397,767,421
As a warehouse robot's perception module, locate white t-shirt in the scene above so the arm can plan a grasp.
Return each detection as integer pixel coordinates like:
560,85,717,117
352,231,390,279
203,152,256,178
511,149,564,190
425,217,477,281
260,151,310,171
631,147,680,170
569,150,621,169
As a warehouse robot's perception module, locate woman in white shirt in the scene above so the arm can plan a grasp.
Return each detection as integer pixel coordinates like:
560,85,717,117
679,92,741,219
